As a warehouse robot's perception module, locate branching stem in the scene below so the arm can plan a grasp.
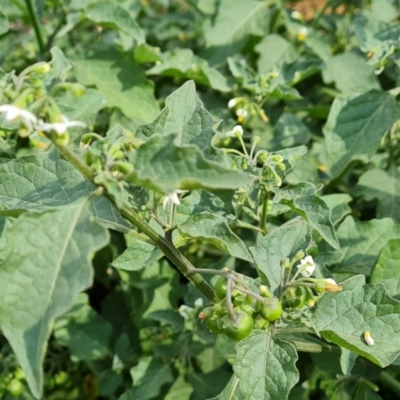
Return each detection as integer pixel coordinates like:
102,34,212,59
46,135,217,302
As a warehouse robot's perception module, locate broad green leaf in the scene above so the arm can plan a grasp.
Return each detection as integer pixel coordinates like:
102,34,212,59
112,239,162,271
136,81,218,156
128,134,253,194
329,216,400,275
56,88,105,127
322,52,380,93
72,50,159,126
371,0,398,22
203,0,270,65
233,330,299,400
0,216,12,259
250,219,311,295
0,149,130,233
321,194,352,225
178,213,252,262
0,9,9,35
130,357,174,399
207,375,244,400
276,56,323,86
314,275,400,368
353,168,400,223
189,369,232,400
0,200,109,398
370,239,400,297
273,182,339,249
323,90,400,177
255,34,299,74
147,49,230,92
85,3,144,43
53,294,112,360
270,113,311,150
165,375,193,400
355,18,400,66
46,46,72,84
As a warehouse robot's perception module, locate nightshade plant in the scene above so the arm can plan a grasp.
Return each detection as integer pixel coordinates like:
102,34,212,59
2,0,400,399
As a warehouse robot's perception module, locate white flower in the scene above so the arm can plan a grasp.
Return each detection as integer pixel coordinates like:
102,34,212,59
297,255,315,277
236,108,248,118
38,115,86,134
291,10,303,20
162,189,186,209
178,305,194,320
194,298,204,308
0,104,37,129
325,278,337,285
297,27,308,41
228,99,237,108
226,125,243,138
364,331,374,346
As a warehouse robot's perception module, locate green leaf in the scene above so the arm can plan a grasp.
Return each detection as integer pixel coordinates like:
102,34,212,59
323,90,400,177
271,113,311,150
233,330,299,399
321,194,352,225
370,239,400,297
0,216,12,259
53,294,112,360
0,200,109,398
322,52,380,93
136,81,218,156
112,238,162,271
46,46,72,84
353,168,400,223
85,3,144,43
189,369,232,400
314,275,400,368
203,0,270,65
178,213,252,262
72,50,159,126
0,149,130,233
147,49,230,92
128,134,253,194
328,216,400,275
0,9,9,35
207,375,244,400
165,375,193,400
250,220,311,295
273,182,339,249
56,88,105,127
255,34,299,74
130,357,174,400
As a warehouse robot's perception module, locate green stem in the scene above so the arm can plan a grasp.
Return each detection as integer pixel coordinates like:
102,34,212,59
25,0,45,55
47,135,217,302
378,371,400,397
291,340,340,354
260,191,269,234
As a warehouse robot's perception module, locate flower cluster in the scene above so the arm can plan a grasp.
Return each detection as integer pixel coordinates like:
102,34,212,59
0,104,86,138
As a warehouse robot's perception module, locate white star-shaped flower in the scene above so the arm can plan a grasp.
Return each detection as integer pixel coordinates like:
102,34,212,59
0,104,37,129
226,125,243,138
296,255,315,277
162,190,186,209
38,115,86,134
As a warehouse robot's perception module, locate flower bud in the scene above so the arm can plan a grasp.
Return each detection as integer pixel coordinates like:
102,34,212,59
259,285,272,298
228,98,237,108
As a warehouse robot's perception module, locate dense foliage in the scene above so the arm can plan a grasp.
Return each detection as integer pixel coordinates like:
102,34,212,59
1,0,400,399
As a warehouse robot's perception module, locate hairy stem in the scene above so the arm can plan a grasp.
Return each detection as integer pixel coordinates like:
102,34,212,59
25,0,45,55
47,136,217,302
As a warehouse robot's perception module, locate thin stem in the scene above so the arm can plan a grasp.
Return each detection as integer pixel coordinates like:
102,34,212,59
237,135,249,158
232,284,266,304
260,190,269,234
291,340,340,354
46,135,217,302
378,371,400,397
25,0,45,55
222,148,245,157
